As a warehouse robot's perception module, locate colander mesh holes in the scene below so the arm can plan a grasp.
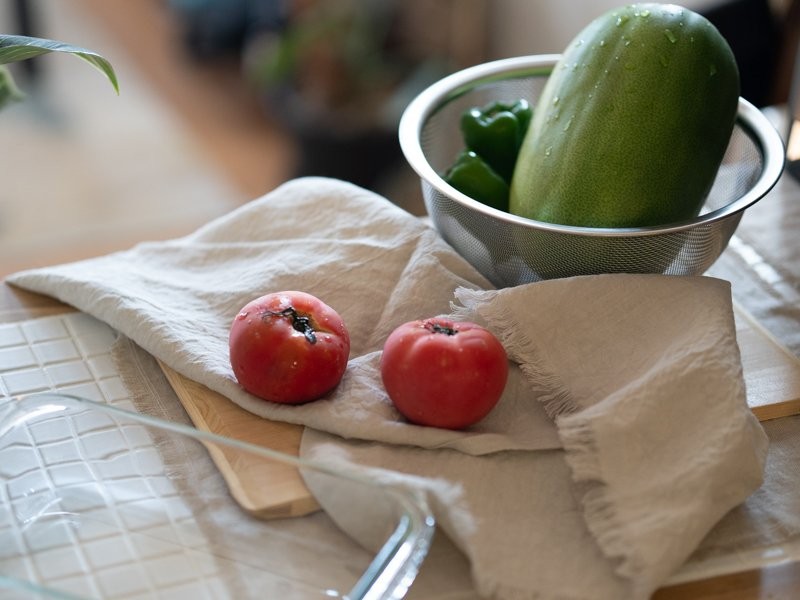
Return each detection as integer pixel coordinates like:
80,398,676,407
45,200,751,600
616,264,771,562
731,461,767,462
417,67,766,287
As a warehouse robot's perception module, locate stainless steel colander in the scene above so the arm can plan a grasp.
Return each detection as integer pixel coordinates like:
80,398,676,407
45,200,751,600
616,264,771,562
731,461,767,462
399,55,785,287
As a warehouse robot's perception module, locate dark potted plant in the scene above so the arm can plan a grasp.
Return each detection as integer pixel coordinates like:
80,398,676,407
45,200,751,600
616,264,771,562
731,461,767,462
243,0,446,190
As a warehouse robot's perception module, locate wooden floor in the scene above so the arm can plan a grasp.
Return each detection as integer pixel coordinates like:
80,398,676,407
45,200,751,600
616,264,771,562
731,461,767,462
0,0,426,279
75,0,296,200
0,2,260,277
74,0,426,210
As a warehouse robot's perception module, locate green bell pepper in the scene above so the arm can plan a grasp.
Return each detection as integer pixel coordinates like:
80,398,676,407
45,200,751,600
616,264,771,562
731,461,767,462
442,150,509,212
460,99,532,183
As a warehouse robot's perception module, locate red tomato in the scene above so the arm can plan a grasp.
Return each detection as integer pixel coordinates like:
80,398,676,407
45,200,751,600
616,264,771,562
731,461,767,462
380,318,508,429
229,291,350,404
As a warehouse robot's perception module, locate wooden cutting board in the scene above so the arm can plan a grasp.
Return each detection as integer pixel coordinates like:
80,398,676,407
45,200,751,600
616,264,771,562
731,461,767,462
733,302,800,420
160,302,800,520
158,362,320,519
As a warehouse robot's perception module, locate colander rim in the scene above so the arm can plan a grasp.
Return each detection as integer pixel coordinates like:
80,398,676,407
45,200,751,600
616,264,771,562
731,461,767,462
398,54,786,238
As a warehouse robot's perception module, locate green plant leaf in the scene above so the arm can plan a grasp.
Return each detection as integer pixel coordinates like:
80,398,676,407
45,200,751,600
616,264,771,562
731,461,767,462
0,64,25,110
0,34,118,94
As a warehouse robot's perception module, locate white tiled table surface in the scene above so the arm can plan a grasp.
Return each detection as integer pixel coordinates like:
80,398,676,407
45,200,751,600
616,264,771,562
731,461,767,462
0,315,240,599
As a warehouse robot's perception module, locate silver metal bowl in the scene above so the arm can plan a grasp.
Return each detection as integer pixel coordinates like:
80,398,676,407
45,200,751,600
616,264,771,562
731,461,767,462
399,55,785,287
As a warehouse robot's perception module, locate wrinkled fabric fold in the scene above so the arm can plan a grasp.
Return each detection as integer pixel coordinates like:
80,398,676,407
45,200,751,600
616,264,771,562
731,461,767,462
304,276,767,599
6,177,559,454
7,177,768,598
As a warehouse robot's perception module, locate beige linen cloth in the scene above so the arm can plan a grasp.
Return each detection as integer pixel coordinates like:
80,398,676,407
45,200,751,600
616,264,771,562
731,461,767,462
6,177,767,599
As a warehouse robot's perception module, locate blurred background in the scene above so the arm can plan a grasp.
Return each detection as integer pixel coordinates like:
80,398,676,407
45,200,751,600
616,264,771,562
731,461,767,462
0,0,796,278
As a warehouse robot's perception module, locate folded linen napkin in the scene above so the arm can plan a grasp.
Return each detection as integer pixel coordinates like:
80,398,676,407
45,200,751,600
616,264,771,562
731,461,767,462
7,177,768,598
303,274,769,598
7,177,559,454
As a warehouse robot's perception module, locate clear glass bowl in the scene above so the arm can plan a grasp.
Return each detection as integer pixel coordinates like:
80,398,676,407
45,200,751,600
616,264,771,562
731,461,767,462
0,393,434,599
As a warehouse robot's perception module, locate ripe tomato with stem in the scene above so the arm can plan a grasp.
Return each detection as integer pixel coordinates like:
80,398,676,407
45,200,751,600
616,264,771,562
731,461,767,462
229,291,350,404
380,317,508,429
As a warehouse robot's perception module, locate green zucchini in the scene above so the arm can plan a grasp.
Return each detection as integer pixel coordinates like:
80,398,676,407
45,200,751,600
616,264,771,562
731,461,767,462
509,3,740,228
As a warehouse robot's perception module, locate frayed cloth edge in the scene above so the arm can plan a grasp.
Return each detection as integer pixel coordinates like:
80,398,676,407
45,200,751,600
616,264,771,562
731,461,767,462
557,414,646,583
452,287,578,421
454,286,648,587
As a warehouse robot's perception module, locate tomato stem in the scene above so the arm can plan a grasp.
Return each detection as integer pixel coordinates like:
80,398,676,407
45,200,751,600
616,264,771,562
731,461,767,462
268,307,317,344
425,321,458,336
